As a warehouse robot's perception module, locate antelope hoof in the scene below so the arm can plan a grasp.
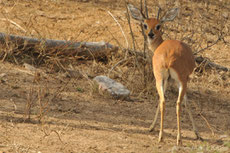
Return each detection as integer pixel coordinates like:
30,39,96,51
158,132,163,143
158,137,163,143
149,126,154,132
177,135,182,146
177,139,182,146
195,134,203,141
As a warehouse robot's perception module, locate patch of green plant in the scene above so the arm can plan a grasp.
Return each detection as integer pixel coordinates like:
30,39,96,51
76,87,84,93
224,141,230,148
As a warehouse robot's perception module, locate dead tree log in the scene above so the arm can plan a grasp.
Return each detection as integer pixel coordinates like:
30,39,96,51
0,33,228,72
195,56,230,72
0,32,118,63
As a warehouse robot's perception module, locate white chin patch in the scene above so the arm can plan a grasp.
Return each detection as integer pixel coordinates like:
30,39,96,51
147,37,153,44
147,38,156,51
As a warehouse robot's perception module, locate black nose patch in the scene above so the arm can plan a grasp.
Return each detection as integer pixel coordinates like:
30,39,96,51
148,30,154,39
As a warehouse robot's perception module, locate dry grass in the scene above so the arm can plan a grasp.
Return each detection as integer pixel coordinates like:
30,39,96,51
0,0,229,152
2,0,228,92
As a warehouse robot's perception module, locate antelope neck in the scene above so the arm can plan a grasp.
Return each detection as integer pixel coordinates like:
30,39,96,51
149,36,164,52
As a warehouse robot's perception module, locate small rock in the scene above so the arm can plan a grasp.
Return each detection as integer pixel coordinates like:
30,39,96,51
219,135,228,139
24,63,37,72
0,73,6,78
93,75,130,100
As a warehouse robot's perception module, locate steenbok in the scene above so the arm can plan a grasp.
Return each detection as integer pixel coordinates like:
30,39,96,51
128,4,202,145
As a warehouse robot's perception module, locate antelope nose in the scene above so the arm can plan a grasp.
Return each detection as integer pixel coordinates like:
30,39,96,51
148,32,154,39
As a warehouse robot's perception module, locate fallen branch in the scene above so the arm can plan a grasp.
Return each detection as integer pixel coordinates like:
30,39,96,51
0,33,228,73
0,32,118,63
195,56,230,72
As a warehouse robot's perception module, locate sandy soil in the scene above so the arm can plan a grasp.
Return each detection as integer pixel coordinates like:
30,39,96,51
0,0,230,152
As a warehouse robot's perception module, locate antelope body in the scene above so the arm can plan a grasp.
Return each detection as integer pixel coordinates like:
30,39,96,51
128,4,202,145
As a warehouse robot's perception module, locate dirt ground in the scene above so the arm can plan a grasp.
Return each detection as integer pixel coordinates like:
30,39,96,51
0,0,230,153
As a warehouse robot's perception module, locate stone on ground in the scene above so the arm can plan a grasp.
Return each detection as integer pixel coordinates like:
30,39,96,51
93,75,130,100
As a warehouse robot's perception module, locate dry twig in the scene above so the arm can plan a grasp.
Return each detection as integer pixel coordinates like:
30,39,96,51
194,33,223,55
107,11,129,49
199,113,215,136
0,18,27,33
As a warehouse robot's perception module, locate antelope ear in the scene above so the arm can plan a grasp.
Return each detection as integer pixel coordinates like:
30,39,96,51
127,4,145,22
160,8,179,23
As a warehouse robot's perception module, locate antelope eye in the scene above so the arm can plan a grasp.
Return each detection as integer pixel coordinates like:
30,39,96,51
156,24,161,30
143,24,148,30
